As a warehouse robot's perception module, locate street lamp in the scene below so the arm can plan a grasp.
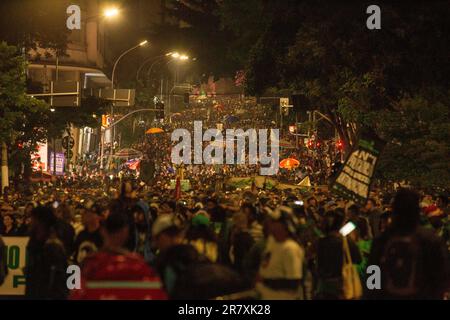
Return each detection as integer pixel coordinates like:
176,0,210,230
83,6,120,22
138,51,191,91
108,40,148,168
136,52,176,84
111,40,149,90
103,7,120,18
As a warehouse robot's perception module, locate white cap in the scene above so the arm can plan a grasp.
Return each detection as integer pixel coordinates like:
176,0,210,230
152,214,177,237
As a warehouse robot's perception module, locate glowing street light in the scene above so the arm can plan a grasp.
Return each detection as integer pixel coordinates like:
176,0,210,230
179,55,189,61
139,40,149,47
103,7,120,18
171,52,180,58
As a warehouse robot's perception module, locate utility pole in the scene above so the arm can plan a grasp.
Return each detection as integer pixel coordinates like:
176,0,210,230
1,142,9,192
53,138,57,176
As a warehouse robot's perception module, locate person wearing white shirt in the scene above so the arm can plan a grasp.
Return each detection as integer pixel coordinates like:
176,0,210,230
256,206,305,299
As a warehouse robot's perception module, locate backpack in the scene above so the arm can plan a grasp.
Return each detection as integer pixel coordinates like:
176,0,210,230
380,233,423,297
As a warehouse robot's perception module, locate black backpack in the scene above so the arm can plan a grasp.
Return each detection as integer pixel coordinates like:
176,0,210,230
380,233,423,297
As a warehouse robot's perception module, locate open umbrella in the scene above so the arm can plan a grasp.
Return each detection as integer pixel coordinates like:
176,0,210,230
279,158,300,170
146,127,164,134
171,113,182,119
113,148,143,159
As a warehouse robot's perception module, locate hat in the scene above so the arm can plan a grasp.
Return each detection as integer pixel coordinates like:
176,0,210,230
194,202,204,209
152,214,179,237
192,213,210,227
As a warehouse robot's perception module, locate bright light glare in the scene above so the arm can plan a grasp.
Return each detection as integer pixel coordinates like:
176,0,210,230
179,55,189,60
139,40,149,46
339,222,356,237
50,108,55,112
171,52,180,58
104,7,119,18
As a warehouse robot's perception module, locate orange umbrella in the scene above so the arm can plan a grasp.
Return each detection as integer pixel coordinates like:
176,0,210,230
145,127,164,134
279,158,300,170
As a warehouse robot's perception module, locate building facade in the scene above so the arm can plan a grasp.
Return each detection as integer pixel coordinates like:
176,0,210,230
26,0,111,171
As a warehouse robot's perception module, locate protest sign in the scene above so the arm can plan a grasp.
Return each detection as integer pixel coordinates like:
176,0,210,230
0,237,29,296
331,130,385,205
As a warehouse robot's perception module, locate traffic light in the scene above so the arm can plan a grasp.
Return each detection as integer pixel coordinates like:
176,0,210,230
336,139,344,151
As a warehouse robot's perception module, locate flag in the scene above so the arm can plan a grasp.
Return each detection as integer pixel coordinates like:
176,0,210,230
297,176,311,187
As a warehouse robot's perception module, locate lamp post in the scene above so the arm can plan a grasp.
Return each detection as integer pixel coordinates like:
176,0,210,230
104,40,148,170
145,52,189,85
136,52,174,84
111,40,148,90
68,6,120,171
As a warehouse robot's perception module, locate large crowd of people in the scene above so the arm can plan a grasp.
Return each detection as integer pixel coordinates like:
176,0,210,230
0,98,449,300
1,176,449,300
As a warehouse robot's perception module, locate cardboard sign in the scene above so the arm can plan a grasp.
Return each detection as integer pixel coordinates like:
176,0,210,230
331,130,385,205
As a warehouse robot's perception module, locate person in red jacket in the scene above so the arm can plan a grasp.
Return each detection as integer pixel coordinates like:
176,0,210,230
70,211,167,300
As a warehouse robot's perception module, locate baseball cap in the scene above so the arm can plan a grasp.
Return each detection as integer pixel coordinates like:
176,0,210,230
192,213,210,226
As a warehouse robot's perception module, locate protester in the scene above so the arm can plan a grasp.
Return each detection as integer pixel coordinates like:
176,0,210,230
367,188,449,299
152,214,183,254
54,203,75,256
229,212,254,274
70,211,167,300
185,213,219,262
73,203,103,264
256,206,305,300
0,235,7,285
24,206,69,300
15,213,28,236
316,209,362,299
364,198,383,238
1,214,18,236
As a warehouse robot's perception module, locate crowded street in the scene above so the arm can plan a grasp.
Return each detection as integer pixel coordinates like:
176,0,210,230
0,0,449,307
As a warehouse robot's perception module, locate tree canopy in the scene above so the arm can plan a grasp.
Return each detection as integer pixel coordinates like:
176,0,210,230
161,0,450,189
